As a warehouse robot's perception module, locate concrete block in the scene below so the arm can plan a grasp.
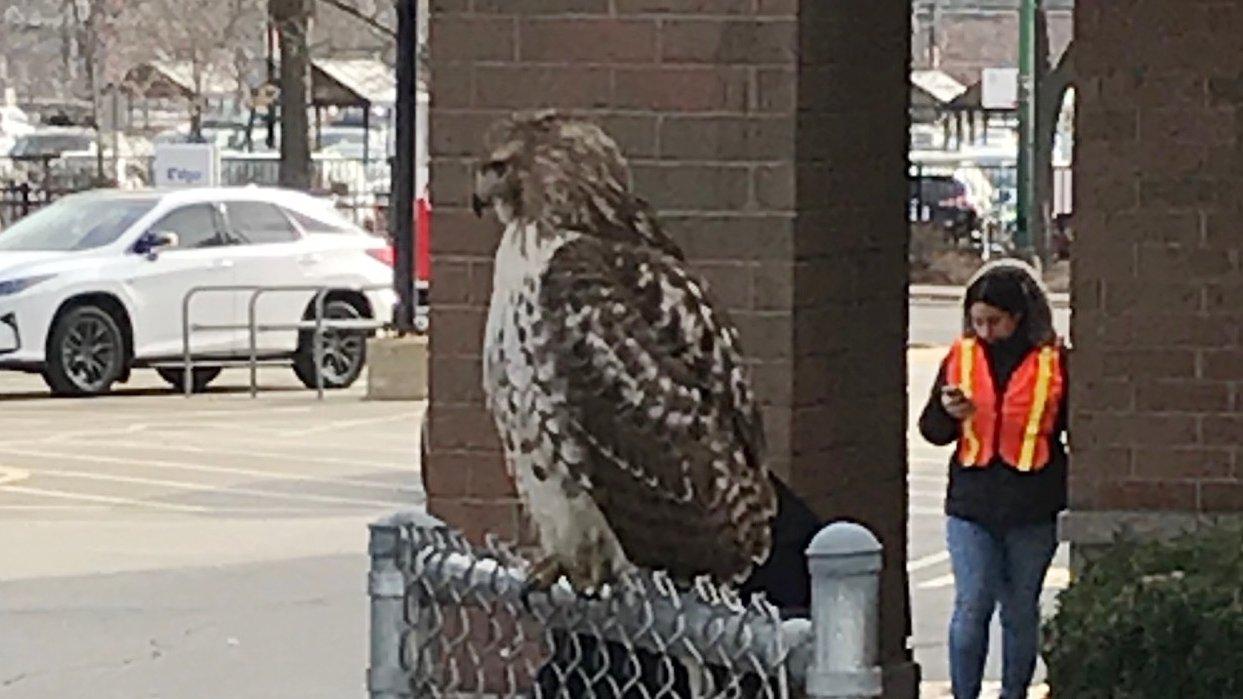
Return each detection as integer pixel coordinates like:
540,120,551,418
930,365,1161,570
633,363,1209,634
366,335,428,401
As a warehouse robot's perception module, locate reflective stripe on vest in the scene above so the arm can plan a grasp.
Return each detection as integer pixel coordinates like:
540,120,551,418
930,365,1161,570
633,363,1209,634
1017,346,1056,470
957,338,982,464
945,337,1064,471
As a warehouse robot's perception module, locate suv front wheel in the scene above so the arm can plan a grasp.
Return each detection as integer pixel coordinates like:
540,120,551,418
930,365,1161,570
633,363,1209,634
43,305,127,397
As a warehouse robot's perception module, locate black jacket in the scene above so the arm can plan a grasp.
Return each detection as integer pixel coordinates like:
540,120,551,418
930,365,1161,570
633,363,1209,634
919,334,1069,529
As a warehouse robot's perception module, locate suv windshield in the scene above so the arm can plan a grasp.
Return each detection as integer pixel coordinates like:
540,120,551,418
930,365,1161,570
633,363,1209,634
0,197,156,251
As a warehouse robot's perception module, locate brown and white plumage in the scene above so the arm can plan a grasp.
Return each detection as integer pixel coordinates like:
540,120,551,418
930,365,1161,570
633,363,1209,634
473,110,776,592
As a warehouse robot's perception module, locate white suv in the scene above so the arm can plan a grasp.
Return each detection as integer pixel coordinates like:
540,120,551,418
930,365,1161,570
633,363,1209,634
0,187,398,396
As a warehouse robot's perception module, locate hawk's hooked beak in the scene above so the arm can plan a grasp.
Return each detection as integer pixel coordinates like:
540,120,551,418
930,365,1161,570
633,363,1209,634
471,193,486,218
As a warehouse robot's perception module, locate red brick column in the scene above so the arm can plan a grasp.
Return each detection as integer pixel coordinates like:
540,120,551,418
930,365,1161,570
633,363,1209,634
789,4,915,693
1063,0,1243,553
425,2,915,694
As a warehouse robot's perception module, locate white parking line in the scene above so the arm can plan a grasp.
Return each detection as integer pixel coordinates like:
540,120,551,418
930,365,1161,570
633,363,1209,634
85,439,413,471
278,412,417,437
0,466,30,486
907,551,950,573
918,573,956,589
24,467,415,508
917,567,1071,590
18,423,148,444
153,428,419,456
0,485,209,513
0,504,114,511
0,446,422,494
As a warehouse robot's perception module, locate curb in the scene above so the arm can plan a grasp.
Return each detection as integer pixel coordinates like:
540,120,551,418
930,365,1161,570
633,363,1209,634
920,681,1049,698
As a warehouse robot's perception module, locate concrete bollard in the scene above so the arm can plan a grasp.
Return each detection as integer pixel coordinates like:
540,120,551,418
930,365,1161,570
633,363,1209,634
805,521,884,699
367,520,411,699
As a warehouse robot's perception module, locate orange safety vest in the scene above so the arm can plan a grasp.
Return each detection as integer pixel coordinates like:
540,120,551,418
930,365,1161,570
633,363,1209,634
944,336,1065,472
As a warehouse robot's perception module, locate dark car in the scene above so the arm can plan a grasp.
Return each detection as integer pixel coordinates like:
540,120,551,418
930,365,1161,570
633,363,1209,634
908,174,980,243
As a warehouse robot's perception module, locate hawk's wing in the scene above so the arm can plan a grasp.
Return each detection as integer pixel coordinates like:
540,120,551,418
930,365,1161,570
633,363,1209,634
535,235,777,585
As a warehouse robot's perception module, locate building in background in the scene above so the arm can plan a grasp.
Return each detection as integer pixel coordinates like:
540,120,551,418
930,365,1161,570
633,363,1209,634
911,0,1074,84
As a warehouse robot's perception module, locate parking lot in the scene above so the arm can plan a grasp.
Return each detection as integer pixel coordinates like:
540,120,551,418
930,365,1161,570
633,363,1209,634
0,368,424,698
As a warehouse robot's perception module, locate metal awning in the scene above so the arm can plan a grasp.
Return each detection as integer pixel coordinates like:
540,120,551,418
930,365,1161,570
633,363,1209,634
311,59,396,108
113,61,239,99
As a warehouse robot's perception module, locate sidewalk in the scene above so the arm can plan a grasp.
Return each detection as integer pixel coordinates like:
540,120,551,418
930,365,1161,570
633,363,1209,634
911,284,1070,308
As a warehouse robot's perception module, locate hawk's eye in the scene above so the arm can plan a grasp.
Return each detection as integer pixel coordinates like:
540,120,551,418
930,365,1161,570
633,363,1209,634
485,160,507,175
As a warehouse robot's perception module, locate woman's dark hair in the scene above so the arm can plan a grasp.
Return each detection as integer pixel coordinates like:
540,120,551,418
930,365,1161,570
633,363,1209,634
961,259,1056,346
966,271,1028,317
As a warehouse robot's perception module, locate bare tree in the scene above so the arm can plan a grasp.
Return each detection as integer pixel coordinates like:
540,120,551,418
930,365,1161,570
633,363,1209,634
61,0,132,182
117,0,266,138
270,0,312,189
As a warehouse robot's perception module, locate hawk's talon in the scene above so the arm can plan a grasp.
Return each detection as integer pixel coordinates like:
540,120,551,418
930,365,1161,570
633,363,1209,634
518,580,540,615
520,555,564,614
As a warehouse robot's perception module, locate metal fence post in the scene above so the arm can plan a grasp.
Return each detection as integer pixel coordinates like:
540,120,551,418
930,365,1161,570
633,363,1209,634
804,522,883,699
368,520,410,699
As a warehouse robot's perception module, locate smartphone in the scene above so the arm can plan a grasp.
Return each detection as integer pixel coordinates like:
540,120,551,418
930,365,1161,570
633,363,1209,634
942,384,965,400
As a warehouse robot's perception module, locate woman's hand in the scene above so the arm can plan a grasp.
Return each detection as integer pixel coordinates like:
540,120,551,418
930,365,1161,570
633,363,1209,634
940,385,976,421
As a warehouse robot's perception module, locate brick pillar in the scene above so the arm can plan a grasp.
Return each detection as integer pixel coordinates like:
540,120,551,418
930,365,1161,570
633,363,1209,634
425,3,915,694
793,5,916,694
1062,1,1243,557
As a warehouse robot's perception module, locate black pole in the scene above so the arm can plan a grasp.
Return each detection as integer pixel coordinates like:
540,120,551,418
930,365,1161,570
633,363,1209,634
363,106,371,167
266,17,277,149
390,0,417,334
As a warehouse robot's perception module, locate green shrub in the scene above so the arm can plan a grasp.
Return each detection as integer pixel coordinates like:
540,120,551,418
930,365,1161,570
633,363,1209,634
1042,524,1243,698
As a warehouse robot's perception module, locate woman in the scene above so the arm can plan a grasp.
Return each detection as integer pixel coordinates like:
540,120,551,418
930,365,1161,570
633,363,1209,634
919,259,1068,699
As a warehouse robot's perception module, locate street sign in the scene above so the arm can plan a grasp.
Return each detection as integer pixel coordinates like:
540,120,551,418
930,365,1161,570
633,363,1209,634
982,68,1019,110
153,143,220,188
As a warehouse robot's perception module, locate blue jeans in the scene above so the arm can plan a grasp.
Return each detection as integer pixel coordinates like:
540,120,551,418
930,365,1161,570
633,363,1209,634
946,516,1057,699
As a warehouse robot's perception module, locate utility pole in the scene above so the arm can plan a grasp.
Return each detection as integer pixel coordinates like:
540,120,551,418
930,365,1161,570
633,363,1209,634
265,16,277,150
1015,0,1039,260
271,0,312,190
390,0,417,333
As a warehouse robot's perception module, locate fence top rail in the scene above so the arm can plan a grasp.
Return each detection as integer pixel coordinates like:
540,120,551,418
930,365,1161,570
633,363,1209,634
399,524,809,679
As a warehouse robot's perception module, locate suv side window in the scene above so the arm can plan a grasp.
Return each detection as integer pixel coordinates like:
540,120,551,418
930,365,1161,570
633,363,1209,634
225,201,299,245
284,208,355,235
150,204,228,249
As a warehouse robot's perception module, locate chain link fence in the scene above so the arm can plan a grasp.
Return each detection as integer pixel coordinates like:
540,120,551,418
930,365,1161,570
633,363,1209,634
0,154,391,232
368,511,883,699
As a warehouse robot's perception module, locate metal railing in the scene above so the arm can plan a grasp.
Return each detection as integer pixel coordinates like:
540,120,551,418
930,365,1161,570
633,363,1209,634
180,283,391,399
368,510,883,699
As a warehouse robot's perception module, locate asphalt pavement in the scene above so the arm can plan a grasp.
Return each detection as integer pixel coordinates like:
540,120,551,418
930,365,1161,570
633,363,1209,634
0,368,423,698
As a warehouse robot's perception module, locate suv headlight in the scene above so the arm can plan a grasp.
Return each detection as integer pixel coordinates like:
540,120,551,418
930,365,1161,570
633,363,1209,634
0,274,55,297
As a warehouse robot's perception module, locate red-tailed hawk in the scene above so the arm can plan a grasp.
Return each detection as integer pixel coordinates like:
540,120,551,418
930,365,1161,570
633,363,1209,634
472,110,777,594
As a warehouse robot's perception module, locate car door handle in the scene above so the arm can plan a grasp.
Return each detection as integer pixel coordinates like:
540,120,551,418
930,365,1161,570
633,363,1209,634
299,254,322,266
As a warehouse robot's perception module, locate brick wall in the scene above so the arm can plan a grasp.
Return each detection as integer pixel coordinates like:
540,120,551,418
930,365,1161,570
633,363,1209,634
425,1,914,691
425,0,806,545
793,2,913,683
1068,0,1243,532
